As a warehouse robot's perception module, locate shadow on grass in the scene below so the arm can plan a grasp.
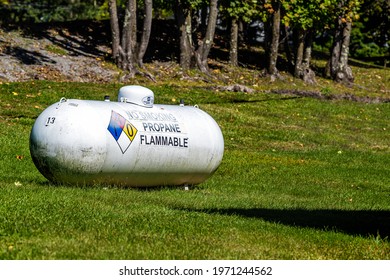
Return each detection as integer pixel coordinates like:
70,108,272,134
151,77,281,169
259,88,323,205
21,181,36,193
177,207,390,239
30,180,390,239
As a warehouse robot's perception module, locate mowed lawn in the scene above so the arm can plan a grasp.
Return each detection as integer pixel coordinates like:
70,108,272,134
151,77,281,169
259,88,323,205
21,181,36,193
0,80,389,259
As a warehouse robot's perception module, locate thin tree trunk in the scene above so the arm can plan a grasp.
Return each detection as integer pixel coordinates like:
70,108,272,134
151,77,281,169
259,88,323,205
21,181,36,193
325,17,342,78
302,30,316,84
294,28,305,78
176,0,218,73
229,17,239,67
109,0,154,80
195,0,218,73
118,0,137,73
176,0,192,70
129,0,137,58
326,18,354,84
267,0,281,77
302,30,313,68
335,21,353,83
137,0,153,67
293,28,316,84
108,0,121,64
281,25,293,72
238,20,244,43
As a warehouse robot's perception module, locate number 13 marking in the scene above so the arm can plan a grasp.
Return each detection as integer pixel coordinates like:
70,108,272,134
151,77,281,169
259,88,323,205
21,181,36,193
45,117,56,126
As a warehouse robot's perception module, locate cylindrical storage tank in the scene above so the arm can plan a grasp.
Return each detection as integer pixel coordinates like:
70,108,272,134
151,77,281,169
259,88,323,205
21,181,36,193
29,86,224,187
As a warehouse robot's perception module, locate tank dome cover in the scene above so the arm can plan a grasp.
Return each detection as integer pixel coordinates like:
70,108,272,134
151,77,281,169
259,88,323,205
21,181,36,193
118,85,154,108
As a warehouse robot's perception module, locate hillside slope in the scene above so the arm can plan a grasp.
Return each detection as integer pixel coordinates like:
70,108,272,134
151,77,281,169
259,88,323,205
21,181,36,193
0,22,117,82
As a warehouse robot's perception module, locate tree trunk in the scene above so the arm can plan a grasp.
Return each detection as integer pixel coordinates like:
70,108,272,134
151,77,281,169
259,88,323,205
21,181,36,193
293,28,305,78
137,0,153,67
176,0,218,73
130,0,137,56
302,30,313,68
238,20,245,43
292,28,316,84
229,17,239,67
293,28,316,84
267,1,281,78
281,25,293,72
108,0,120,64
110,0,153,78
326,18,354,84
335,21,354,84
194,0,218,73
302,30,316,84
176,0,193,70
119,0,137,73
325,20,342,78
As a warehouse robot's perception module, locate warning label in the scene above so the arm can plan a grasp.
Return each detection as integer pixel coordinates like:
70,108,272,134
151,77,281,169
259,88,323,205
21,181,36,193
107,110,138,154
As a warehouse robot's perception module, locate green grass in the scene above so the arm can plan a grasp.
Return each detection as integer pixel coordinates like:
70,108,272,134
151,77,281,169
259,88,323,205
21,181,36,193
0,80,389,259
45,44,68,56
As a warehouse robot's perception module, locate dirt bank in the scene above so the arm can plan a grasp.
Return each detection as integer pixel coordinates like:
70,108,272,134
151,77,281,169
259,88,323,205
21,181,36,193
0,22,118,82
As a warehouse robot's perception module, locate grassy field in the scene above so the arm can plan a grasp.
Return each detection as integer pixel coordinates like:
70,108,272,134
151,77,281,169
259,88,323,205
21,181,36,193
0,75,389,259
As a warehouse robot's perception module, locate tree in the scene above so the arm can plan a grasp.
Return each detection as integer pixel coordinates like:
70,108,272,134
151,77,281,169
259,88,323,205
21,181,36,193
108,0,153,77
176,0,218,74
281,0,335,84
350,0,389,64
194,0,218,73
264,0,281,79
219,0,262,66
325,0,361,84
176,0,194,70
0,0,106,23
137,0,153,67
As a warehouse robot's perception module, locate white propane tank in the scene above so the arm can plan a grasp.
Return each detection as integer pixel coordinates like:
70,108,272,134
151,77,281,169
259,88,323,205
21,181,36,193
30,85,224,187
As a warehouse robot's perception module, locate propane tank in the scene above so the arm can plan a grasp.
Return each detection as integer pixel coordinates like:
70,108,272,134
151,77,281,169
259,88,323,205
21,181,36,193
30,85,224,187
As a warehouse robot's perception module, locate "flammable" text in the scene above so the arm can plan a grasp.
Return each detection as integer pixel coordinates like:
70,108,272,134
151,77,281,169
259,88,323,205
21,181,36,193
140,135,189,148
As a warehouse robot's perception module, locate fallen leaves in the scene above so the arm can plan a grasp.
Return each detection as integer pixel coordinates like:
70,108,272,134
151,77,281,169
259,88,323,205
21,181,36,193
16,155,24,160
14,181,22,187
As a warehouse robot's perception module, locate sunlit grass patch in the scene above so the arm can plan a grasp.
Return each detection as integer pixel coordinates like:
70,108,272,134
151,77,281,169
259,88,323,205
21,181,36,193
0,81,389,259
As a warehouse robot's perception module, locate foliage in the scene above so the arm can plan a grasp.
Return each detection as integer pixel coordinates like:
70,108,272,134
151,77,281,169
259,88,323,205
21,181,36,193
349,0,389,59
280,0,362,42
0,0,108,23
219,0,263,23
281,0,338,30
